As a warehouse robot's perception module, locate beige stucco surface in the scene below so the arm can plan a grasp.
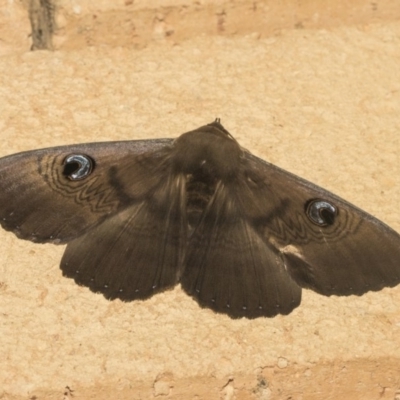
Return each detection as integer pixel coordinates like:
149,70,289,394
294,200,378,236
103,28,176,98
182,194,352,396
0,1,399,399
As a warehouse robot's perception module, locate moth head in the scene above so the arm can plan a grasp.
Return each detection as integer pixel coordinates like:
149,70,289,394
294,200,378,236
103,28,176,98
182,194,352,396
305,199,337,226
63,154,94,180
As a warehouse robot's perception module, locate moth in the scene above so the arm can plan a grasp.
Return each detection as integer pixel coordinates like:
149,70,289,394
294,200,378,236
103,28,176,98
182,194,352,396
0,120,399,319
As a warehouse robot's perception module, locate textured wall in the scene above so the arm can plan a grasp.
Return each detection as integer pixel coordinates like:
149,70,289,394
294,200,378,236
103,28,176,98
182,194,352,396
2,0,400,52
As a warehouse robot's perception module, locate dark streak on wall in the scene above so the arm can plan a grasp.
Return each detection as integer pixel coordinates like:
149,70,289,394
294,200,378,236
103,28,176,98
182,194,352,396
29,0,55,50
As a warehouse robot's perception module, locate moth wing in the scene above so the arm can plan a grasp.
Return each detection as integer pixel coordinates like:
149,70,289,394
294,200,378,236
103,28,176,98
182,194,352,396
61,172,187,300
240,152,400,296
181,182,301,319
0,139,173,243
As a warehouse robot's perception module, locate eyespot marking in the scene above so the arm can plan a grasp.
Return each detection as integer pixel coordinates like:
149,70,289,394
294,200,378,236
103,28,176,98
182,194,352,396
63,154,94,180
306,199,337,226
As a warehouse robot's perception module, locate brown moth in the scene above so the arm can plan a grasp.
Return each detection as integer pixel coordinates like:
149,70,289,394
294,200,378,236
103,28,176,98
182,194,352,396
0,120,399,318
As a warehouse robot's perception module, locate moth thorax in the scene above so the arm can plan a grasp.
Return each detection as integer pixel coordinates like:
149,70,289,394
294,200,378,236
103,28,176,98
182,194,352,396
173,129,242,180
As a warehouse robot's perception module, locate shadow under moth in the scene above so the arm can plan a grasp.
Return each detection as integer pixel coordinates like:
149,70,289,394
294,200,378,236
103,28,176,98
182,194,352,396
0,120,399,319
